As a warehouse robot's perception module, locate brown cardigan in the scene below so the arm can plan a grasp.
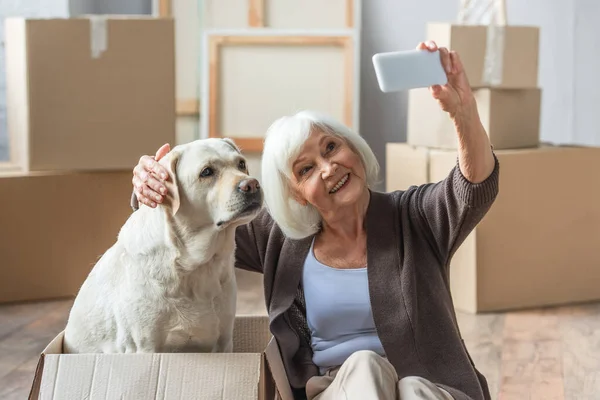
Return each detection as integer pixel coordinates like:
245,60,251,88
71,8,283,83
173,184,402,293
233,157,500,400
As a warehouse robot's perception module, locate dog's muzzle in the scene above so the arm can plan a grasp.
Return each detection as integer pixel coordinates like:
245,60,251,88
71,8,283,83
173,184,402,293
215,179,263,228
237,178,262,208
237,178,260,194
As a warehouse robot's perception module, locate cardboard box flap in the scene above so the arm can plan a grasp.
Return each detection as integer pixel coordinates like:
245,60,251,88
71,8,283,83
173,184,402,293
38,353,263,399
40,331,64,354
29,331,65,400
30,316,274,399
265,338,294,400
233,315,271,353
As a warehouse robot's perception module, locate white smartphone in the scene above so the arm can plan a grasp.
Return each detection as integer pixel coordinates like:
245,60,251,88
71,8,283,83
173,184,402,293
372,49,448,93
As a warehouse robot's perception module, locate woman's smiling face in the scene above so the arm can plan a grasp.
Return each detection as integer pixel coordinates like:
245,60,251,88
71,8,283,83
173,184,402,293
289,128,367,213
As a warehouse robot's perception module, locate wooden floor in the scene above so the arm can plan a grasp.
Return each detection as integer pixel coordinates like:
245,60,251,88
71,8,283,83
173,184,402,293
1,269,598,400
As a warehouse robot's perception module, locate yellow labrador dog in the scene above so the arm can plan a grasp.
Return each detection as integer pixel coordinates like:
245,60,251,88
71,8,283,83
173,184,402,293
63,138,262,354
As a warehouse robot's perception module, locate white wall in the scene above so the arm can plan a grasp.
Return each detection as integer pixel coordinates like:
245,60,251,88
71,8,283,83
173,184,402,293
70,0,151,15
68,0,93,15
506,0,596,146
360,0,600,190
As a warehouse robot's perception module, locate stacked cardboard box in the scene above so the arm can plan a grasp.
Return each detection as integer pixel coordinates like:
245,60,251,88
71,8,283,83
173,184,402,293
387,22,600,313
1,16,176,304
408,23,541,150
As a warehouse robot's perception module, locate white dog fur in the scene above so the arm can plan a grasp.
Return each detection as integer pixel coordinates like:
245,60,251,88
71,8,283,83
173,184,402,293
63,138,263,354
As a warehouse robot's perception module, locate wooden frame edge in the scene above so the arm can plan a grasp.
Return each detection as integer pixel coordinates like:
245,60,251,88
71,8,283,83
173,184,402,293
341,36,353,129
246,0,354,28
248,0,265,27
346,0,354,28
158,0,171,17
159,0,202,119
176,99,200,116
208,35,354,153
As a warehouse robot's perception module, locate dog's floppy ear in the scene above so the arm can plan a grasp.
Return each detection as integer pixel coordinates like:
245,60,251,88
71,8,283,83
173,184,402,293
222,138,241,154
163,150,181,214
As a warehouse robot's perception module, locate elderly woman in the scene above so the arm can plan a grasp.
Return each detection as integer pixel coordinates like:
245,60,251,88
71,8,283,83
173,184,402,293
131,41,498,400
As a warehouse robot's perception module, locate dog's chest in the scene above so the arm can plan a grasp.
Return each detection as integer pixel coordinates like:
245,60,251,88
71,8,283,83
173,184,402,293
162,259,233,351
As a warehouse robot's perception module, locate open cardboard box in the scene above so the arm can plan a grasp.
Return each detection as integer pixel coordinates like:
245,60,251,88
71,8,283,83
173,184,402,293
29,315,295,400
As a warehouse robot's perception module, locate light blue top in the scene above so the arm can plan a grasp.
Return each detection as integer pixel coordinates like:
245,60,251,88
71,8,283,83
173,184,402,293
302,240,386,372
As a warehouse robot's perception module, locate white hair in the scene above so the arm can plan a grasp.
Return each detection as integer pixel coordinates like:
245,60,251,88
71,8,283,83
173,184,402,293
261,110,380,240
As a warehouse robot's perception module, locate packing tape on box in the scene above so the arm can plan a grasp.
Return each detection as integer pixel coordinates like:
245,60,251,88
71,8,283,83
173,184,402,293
458,0,506,85
89,16,107,59
482,25,505,86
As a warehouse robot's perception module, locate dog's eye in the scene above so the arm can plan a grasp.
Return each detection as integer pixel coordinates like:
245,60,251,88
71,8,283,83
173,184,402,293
238,160,246,171
200,167,214,178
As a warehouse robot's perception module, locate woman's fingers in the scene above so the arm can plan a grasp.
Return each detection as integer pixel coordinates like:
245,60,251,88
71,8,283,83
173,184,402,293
426,40,438,51
131,148,171,209
133,172,165,201
145,173,167,197
438,47,452,74
450,51,464,74
133,177,163,208
137,189,157,208
134,161,167,195
133,182,155,208
141,154,169,181
430,85,443,98
416,41,439,52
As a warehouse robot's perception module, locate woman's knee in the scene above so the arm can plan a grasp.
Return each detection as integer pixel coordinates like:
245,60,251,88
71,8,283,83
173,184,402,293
346,350,382,364
335,350,398,391
398,376,453,399
342,350,396,378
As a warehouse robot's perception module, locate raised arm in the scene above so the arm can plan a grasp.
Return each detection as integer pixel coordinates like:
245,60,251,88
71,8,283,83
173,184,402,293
409,41,500,265
409,156,499,267
421,40,496,183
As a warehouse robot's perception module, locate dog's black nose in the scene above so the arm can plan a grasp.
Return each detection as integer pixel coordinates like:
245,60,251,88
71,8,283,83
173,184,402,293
238,178,260,194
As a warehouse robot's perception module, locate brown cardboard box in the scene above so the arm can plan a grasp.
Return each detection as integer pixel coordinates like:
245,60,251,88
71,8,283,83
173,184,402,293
426,23,539,89
407,87,541,150
0,169,133,304
5,16,176,172
29,315,287,399
386,143,600,313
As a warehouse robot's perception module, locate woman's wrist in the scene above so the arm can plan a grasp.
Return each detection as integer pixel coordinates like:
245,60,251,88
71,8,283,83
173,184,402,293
450,95,479,129
451,96,495,183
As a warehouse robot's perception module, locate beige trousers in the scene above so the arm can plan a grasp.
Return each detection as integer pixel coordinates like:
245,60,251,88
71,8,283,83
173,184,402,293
305,350,454,400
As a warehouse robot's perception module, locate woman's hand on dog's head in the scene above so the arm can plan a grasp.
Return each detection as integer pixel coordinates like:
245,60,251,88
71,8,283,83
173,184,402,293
133,143,171,208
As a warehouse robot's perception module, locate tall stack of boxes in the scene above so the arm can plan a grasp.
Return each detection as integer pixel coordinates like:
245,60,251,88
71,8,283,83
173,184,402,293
386,22,600,313
0,16,176,304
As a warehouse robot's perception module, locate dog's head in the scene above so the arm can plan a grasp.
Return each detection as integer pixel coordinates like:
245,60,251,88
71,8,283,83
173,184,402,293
159,138,263,230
